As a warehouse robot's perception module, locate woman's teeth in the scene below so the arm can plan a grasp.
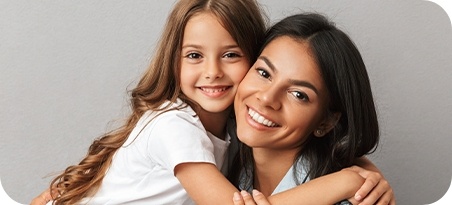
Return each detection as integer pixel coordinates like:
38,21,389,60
248,109,278,127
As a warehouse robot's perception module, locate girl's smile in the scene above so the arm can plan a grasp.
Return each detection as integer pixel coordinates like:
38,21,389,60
180,12,250,114
197,85,231,98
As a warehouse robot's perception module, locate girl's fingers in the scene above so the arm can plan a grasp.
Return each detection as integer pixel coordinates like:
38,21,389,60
251,190,271,205
233,190,257,205
241,190,257,205
30,189,52,205
351,167,384,202
374,187,395,205
358,180,393,205
233,192,245,205
233,190,272,205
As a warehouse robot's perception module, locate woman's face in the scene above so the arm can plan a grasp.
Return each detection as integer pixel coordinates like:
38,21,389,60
234,36,330,150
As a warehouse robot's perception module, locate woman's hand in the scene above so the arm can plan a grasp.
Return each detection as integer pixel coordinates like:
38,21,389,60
344,166,395,205
233,190,271,205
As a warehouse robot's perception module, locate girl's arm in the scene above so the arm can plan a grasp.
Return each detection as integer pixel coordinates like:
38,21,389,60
232,160,395,205
352,157,395,204
175,162,239,205
266,169,364,205
175,163,364,205
30,190,50,205
30,188,58,205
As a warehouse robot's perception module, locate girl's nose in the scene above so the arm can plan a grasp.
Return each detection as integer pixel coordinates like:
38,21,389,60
204,59,223,80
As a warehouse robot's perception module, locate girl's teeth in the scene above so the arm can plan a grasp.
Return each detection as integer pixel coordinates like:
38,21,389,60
248,109,277,127
201,87,227,93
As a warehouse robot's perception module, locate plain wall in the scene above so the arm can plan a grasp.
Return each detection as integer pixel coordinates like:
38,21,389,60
1,0,451,204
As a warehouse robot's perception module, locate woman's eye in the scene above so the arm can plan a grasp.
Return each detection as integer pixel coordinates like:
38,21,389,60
291,91,309,102
257,68,270,79
186,53,201,59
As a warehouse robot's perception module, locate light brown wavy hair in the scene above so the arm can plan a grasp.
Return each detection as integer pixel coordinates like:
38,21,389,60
49,0,266,204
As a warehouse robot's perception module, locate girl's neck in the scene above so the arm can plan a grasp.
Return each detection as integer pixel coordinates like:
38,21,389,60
252,148,299,196
193,105,232,140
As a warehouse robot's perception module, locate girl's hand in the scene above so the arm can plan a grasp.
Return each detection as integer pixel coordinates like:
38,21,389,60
30,189,52,205
344,166,395,205
233,190,271,205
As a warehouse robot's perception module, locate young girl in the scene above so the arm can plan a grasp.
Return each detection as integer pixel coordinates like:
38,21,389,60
231,13,395,205
42,0,266,204
33,1,392,204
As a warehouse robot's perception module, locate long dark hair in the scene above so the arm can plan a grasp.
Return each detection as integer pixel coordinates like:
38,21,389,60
229,12,379,189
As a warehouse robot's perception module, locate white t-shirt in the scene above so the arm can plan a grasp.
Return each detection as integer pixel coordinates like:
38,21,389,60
78,99,231,205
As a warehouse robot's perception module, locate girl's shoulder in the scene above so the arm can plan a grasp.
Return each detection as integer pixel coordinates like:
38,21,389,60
138,98,195,120
138,99,202,133
123,99,208,147
153,99,197,122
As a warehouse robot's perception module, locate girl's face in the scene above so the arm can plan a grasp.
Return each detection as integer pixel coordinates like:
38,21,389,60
180,12,250,113
234,36,331,151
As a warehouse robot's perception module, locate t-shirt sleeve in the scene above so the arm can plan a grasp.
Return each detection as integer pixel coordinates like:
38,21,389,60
146,111,216,173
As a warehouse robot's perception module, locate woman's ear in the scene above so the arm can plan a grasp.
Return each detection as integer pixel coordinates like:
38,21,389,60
313,112,341,137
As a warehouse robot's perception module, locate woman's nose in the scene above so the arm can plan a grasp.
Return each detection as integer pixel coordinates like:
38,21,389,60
256,85,282,110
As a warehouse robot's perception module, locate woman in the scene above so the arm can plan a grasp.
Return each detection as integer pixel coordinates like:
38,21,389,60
231,13,395,205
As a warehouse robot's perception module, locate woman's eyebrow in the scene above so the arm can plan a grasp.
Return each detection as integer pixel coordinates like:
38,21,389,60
258,56,277,73
289,79,319,95
258,56,318,94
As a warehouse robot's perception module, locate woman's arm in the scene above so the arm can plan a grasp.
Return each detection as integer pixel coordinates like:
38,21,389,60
176,163,364,205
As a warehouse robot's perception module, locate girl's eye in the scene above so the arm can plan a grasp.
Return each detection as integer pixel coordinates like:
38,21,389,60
186,53,202,59
257,68,271,79
291,91,310,102
223,52,241,58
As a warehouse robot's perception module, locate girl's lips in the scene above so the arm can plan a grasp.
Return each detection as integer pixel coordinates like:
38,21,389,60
198,86,231,98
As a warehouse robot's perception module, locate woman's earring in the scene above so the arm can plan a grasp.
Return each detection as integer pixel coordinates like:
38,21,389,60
315,130,323,136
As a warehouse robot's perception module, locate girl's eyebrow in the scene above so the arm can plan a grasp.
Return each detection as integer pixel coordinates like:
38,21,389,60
182,44,240,50
182,44,202,49
258,56,318,95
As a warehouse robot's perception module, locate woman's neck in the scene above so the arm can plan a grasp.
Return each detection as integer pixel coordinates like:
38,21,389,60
193,105,232,140
252,148,299,196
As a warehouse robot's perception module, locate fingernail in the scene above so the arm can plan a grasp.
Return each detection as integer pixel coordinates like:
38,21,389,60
252,189,262,196
355,194,362,201
241,190,250,197
233,192,241,201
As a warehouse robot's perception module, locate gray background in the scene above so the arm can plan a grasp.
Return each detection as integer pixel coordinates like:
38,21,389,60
1,0,451,204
